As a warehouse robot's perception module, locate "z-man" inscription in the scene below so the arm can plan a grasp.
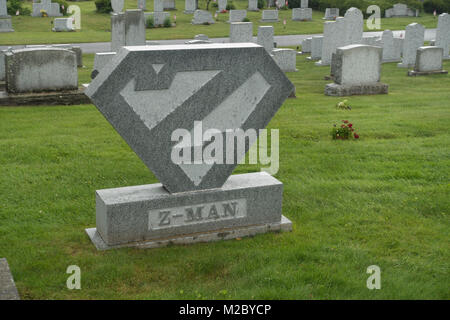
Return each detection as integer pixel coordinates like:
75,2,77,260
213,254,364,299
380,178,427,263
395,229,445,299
148,199,247,230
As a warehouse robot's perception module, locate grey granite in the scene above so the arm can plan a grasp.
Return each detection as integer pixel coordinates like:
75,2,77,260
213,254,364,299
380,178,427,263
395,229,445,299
111,0,124,13
308,36,322,60
272,49,298,72
52,18,74,32
85,43,294,193
87,172,287,247
408,46,447,76
301,0,308,8
228,10,246,23
300,37,311,54
379,30,401,62
184,0,197,14
154,0,164,12
138,0,146,10
257,26,274,52
163,0,176,10
261,10,279,22
316,17,345,66
248,0,258,12
192,10,214,24
32,0,62,17
398,23,424,68
0,259,20,300
436,13,450,59
292,8,312,21
0,16,13,33
0,0,7,17
323,8,338,20
218,0,227,12
145,11,170,26
230,22,253,43
91,52,116,79
125,10,146,46
385,3,418,18
326,44,388,96
5,48,77,94
344,7,363,46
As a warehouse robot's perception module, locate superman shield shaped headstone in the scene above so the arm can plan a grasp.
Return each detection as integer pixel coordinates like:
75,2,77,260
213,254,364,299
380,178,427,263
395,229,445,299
85,43,294,250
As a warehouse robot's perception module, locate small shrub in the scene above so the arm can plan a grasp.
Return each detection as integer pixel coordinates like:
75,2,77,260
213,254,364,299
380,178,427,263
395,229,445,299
242,17,250,22
53,0,69,16
331,120,359,140
163,17,172,28
226,3,236,10
146,16,154,28
95,0,112,14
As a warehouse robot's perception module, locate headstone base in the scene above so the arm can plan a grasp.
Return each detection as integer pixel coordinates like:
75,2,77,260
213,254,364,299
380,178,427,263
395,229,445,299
0,17,14,33
407,70,448,76
307,56,320,61
325,83,389,96
397,62,414,68
315,60,330,66
0,258,20,300
86,216,292,250
86,172,292,250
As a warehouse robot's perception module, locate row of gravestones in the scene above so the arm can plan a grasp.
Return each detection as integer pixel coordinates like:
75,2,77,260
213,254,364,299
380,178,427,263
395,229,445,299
298,8,450,96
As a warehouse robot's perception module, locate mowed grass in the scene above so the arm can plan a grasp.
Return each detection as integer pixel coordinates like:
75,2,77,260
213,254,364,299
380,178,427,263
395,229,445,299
0,54,449,299
1,0,441,45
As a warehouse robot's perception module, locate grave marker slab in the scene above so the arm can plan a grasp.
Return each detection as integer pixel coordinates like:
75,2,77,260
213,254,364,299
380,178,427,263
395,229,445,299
301,0,308,8
308,35,323,60
5,48,78,93
154,0,164,12
184,0,197,14
111,10,146,52
292,8,312,21
408,46,448,76
398,23,424,68
436,13,450,59
257,25,274,52
145,11,170,25
323,8,338,20
84,43,294,249
230,22,253,43
163,0,176,10
218,0,227,12
0,259,19,300
111,0,124,13
316,17,345,66
0,0,13,32
343,7,363,46
32,0,62,17
229,10,247,23
272,49,298,72
248,0,259,11
52,18,75,32
192,10,214,24
379,30,401,62
325,44,388,96
300,37,311,54
261,10,279,22
138,0,146,10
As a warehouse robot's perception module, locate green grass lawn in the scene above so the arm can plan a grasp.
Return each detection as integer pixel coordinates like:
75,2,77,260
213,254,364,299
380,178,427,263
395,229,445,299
0,53,449,299
1,0,441,45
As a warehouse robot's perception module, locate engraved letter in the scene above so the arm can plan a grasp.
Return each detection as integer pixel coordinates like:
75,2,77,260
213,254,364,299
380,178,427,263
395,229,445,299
159,211,171,226
185,206,204,222
222,202,238,217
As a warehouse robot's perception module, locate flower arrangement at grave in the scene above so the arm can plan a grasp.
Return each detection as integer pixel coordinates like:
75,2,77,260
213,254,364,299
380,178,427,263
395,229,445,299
331,120,359,140
336,99,352,110
40,9,48,17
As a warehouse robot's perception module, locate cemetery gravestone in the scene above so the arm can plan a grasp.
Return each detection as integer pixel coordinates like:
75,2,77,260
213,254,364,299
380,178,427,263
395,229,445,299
32,0,62,17
218,0,227,12
192,10,215,24
230,22,253,43
292,8,312,21
308,36,323,60
5,48,78,94
248,0,259,12
379,30,402,62
325,44,388,96
323,8,338,20
272,49,298,72
301,0,308,8
261,10,279,22
343,8,363,46
229,10,247,23
0,259,19,300
154,0,164,12
0,0,13,32
361,36,379,46
316,17,345,66
92,52,117,79
138,0,146,10
300,37,312,54
408,46,448,76
164,0,176,10
184,0,197,14
257,26,274,52
52,18,75,32
111,10,146,52
84,43,294,249
145,11,170,25
435,13,450,59
111,0,124,13
398,23,424,68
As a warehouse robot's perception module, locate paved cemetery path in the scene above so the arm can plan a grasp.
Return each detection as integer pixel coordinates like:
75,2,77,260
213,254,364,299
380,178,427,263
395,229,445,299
1,29,437,53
